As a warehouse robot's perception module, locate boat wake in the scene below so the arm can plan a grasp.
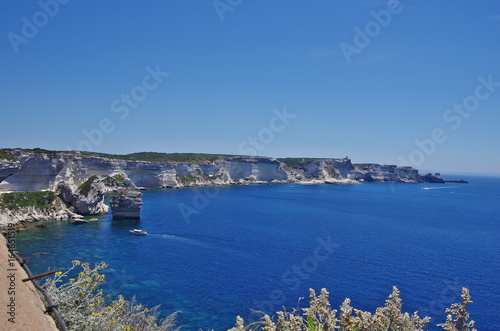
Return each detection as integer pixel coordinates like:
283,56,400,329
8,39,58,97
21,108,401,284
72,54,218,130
149,233,211,247
421,186,456,190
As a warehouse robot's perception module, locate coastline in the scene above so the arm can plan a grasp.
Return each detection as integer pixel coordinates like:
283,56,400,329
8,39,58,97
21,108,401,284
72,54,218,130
0,149,463,227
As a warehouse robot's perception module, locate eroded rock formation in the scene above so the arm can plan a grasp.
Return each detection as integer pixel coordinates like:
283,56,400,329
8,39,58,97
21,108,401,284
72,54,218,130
109,189,142,219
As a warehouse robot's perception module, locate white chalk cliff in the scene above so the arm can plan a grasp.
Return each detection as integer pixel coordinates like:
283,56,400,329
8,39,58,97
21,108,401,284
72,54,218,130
0,150,444,194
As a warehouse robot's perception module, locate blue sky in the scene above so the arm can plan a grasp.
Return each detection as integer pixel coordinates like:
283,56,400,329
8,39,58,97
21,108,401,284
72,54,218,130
1,1,499,174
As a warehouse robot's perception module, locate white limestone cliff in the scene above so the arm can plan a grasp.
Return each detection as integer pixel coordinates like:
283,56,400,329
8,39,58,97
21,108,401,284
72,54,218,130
0,150,442,194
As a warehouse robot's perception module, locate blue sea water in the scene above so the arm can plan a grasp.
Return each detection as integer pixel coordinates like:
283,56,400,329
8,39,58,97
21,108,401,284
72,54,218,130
13,176,500,330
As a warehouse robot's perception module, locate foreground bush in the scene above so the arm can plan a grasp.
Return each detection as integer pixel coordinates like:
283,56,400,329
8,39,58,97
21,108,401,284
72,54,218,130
41,260,177,331
229,287,476,331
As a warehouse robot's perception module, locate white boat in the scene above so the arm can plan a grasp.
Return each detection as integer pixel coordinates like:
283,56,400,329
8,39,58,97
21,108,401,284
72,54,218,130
129,229,147,236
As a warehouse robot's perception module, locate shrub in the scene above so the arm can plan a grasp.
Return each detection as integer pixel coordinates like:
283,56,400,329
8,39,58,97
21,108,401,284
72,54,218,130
113,175,126,182
102,175,127,188
0,148,18,161
41,260,177,331
31,147,55,154
177,175,197,184
78,176,98,197
437,288,476,331
229,287,476,331
0,191,58,210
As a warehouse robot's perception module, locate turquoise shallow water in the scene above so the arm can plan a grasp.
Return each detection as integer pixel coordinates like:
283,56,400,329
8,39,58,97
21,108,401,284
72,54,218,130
13,176,500,330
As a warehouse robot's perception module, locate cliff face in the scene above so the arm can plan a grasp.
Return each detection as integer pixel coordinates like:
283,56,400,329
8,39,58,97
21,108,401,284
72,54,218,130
296,159,354,180
350,164,420,182
350,164,444,183
0,151,442,193
0,159,21,183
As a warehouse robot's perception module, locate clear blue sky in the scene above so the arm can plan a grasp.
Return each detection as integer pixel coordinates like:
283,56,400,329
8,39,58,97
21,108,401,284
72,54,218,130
1,1,499,174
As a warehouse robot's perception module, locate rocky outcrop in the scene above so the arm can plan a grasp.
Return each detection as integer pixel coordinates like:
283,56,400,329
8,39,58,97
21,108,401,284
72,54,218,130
0,150,446,193
56,176,113,215
445,179,469,183
419,173,445,184
0,205,79,226
350,164,442,183
0,169,140,225
109,189,142,219
0,191,81,227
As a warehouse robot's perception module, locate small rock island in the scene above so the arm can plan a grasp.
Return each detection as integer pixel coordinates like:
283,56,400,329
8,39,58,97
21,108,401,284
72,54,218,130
109,189,143,219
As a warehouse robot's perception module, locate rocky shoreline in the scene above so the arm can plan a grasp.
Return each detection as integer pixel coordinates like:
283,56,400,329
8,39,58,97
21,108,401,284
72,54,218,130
0,149,458,226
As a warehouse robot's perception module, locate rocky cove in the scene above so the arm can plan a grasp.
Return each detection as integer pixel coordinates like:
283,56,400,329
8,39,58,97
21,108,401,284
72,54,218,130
0,149,446,226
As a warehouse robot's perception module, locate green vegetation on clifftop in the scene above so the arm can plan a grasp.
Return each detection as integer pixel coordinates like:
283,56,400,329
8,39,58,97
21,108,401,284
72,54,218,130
81,151,238,163
0,191,58,210
176,175,197,184
1,148,351,166
1,148,242,162
102,175,127,188
78,175,98,197
277,158,327,167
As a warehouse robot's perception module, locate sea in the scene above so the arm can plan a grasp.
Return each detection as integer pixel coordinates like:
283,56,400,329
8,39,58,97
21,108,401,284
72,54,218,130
13,175,500,330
